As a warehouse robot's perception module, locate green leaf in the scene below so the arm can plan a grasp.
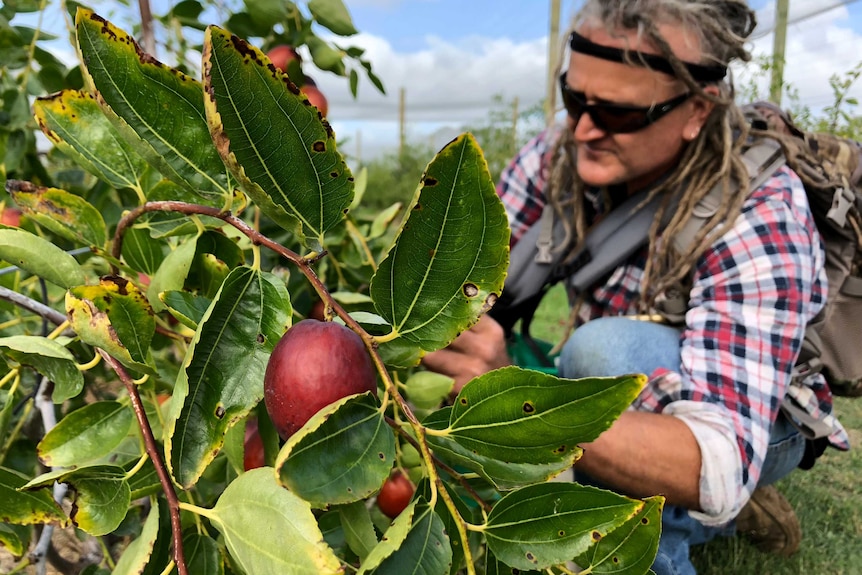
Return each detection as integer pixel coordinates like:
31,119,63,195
160,290,212,330
484,549,543,575
121,226,166,275
368,202,402,240
0,390,13,447
37,401,133,468
33,89,148,199
0,227,86,288
0,523,25,557
404,370,453,410
339,500,378,561
7,180,108,248
574,496,663,574
167,267,291,489
23,465,130,536
203,25,354,251
205,468,341,574
181,531,224,574
308,0,359,36
0,335,85,403
146,234,198,313
0,467,66,526
75,9,231,202
112,496,160,575
370,133,509,352
484,483,644,571
276,393,395,508
306,36,346,75
66,276,157,375
423,408,580,490
359,499,452,575
444,368,646,463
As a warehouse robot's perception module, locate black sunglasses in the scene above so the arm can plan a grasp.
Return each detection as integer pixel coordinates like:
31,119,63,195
559,72,691,134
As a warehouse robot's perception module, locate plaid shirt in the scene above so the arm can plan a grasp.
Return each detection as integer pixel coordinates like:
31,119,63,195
498,127,850,524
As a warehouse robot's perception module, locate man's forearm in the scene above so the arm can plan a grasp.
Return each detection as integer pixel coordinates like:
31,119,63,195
575,411,702,509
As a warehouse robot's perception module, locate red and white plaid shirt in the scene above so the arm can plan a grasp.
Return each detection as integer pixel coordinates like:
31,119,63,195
498,126,850,524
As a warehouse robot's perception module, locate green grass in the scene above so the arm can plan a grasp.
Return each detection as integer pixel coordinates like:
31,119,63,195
530,284,862,574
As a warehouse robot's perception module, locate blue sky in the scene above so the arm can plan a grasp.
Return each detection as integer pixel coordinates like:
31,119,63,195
14,1,862,161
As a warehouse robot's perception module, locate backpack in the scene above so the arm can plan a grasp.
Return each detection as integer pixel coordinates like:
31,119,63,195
489,103,862,407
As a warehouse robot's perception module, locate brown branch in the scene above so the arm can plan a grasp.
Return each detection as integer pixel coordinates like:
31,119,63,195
99,352,187,575
111,201,476,565
138,0,156,56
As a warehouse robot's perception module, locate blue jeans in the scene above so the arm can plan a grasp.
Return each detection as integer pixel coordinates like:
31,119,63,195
558,317,806,575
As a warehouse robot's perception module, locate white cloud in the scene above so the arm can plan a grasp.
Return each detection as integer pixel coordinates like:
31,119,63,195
316,32,549,125
743,0,862,110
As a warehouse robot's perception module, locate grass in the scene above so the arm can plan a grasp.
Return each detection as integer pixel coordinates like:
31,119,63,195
530,284,862,574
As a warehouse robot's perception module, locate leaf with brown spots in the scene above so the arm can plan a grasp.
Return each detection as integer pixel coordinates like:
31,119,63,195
7,180,108,248
369,133,509,363
166,266,291,489
75,9,231,204
485,482,644,571
574,496,664,575
202,25,354,251
33,89,148,202
66,276,157,376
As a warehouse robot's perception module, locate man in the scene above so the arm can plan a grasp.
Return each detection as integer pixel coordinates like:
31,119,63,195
422,1,849,573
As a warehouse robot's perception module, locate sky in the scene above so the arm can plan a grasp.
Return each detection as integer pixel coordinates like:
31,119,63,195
14,0,862,162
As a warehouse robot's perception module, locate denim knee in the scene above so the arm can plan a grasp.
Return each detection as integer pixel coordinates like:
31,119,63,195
559,317,682,379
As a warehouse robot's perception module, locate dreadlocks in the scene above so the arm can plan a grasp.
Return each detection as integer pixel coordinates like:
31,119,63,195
547,0,758,313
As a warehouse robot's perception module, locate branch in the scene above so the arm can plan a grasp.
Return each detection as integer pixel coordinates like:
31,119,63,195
29,376,68,575
98,352,188,575
0,286,68,328
388,416,493,513
111,201,476,572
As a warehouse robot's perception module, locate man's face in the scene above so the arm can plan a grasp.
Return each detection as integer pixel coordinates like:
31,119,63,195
563,25,713,194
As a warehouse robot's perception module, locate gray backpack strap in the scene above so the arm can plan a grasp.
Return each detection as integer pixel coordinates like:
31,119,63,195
567,189,664,292
655,139,786,322
672,138,785,255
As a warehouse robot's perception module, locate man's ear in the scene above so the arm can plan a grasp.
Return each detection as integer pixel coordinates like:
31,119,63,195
683,84,720,141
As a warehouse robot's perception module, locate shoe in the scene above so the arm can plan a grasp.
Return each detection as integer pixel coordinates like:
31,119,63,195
734,485,801,556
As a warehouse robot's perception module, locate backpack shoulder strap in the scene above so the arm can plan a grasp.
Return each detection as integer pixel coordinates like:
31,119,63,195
672,138,785,255
654,138,786,323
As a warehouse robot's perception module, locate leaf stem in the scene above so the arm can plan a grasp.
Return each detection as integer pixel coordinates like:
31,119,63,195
0,368,19,390
75,350,102,371
99,351,189,575
178,500,216,520
123,452,149,481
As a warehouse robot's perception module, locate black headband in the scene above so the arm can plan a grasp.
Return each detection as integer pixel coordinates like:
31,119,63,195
569,30,727,83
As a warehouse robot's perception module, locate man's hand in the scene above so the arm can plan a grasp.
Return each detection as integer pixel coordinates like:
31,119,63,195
421,314,512,393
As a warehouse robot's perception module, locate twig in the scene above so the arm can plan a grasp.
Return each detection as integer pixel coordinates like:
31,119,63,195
386,416,493,513
111,201,476,573
0,286,69,328
29,376,70,575
138,0,156,56
98,352,188,575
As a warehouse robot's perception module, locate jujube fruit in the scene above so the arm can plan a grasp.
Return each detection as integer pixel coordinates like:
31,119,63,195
243,418,265,471
377,471,414,519
264,319,377,440
301,77,329,117
266,44,301,73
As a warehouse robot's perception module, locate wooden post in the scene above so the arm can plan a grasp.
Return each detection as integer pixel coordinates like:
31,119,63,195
546,0,561,126
510,97,520,158
399,87,406,158
769,0,790,105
